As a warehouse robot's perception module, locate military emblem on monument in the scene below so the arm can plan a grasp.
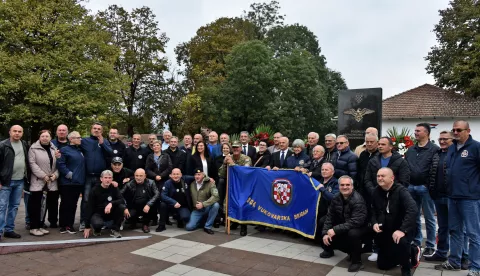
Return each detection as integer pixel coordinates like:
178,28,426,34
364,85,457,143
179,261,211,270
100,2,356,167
343,108,375,122
272,179,292,206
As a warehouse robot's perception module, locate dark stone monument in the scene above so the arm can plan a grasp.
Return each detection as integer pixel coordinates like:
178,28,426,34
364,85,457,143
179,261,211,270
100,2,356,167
337,88,382,149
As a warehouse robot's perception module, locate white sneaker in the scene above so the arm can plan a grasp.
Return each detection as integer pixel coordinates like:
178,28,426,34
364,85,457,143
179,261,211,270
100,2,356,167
39,228,50,234
29,229,44,236
368,253,378,262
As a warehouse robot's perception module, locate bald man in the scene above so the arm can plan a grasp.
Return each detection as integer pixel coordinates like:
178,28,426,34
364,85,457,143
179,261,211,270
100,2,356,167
372,168,419,276
121,169,160,233
123,134,150,171
355,127,378,156
52,124,69,149
0,125,30,239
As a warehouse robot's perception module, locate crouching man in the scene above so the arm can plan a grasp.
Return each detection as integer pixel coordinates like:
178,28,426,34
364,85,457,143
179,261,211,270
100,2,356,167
372,168,420,276
185,168,220,234
121,169,159,233
320,175,368,272
84,170,125,239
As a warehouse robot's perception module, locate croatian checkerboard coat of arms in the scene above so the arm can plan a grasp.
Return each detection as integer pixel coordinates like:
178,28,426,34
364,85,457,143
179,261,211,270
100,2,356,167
272,179,292,206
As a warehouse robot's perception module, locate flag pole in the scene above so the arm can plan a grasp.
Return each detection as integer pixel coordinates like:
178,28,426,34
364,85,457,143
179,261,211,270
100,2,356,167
225,165,230,235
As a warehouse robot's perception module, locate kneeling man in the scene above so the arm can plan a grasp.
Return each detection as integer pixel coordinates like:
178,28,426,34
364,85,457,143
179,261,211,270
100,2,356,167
372,168,420,276
320,175,368,272
84,170,125,239
121,169,159,233
185,168,220,234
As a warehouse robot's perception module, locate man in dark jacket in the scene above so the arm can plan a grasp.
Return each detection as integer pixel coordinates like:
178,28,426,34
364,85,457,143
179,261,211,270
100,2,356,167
107,128,126,164
164,136,187,173
302,145,326,181
435,120,480,274
324,134,337,162
121,169,159,233
304,132,319,157
357,133,378,194
332,135,358,179
404,123,438,257
110,157,133,191
0,125,30,239
372,168,420,276
57,131,85,234
79,123,113,232
83,170,124,239
320,175,368,272
123,134,150,171
158,168,194,232
52,124,69,149
267,137,293,170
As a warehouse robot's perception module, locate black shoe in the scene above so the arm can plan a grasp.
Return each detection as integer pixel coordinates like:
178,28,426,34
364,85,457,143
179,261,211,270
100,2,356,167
434,261,461,271
204,228,214,235
348,262,364,272
320,250,334,258
411,245,421,268
461,258,470,270
4,231,21,238
213,221,220,228
49,223,58,228
155,225,166,232
423,248,435,257
177,221,184,229
425,253,447,262
60,227,68,234
66,226,77,234
401,267,412,276
240,225,247,236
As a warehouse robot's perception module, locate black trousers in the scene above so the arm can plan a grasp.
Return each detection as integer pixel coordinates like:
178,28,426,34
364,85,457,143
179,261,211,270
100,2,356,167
159,202,190,226
375,231,413,270
129,203,156,226
59,186,82,228
90,204,125,231
314,215,327,243
321,227,369,263
28,190,60,229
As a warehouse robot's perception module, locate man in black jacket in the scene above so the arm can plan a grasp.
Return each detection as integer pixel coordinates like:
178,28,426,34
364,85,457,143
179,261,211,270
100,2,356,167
357,133,378,194
266,137,293,170
121,169,159,233
110,157,133,191
83,170,125,239
107,128,126,164
404,123,439,257
372,168,420,276
332,135,358,180
164,136,187,173
124,134,150,171
0,125,30,240
301,145,326,181
320,175,368,272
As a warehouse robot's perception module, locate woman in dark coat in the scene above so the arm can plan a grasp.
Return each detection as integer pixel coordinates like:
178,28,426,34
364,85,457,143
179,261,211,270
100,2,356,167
253,141,271,168
189,141,216,179
145,140,172,191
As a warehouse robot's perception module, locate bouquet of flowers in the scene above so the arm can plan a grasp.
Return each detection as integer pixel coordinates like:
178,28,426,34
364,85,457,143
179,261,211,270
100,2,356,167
386,127,415,156
250,124,275,146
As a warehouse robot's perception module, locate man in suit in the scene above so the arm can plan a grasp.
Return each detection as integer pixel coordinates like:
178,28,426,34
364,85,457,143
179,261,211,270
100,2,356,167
240,131,256,160
266,137,293,170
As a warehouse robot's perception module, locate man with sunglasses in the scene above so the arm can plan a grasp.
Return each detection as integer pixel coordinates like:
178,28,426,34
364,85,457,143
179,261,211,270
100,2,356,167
435,121,480,276
332,135,357,180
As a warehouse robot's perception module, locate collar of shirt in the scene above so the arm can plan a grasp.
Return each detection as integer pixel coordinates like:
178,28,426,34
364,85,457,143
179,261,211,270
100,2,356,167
196,182,203,190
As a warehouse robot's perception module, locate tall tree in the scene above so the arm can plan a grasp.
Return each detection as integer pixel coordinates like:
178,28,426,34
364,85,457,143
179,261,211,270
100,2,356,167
0,0,122,140
97,5,169,136
243,0,285,39
425,0,480,97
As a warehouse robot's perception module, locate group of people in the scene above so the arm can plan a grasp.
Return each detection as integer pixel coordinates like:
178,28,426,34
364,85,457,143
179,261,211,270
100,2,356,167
0,120,478,276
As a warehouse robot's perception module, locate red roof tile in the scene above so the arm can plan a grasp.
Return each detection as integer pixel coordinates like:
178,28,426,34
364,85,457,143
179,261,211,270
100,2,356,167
382,84,480,119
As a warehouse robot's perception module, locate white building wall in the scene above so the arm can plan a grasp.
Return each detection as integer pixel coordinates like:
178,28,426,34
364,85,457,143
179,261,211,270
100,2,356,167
382,117,480,144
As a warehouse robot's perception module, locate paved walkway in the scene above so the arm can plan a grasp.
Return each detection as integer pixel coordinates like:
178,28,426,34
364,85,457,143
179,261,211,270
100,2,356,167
0,202,468,276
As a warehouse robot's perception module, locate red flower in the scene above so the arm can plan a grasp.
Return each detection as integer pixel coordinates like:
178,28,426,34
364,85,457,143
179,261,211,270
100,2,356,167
391,137,396,142
405,140,414,148
404,136,411,141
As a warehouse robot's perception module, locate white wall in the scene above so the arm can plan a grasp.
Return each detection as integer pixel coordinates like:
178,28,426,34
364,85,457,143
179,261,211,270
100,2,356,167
382,117,480,144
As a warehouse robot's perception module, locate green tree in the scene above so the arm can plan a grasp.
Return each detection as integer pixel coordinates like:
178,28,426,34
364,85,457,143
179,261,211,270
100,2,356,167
243,0,285,39
0,0,122,139
97,5,170,136
425,0,480,97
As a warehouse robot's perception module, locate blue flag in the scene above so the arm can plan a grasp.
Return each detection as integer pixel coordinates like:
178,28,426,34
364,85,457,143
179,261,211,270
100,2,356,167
227,166,321,238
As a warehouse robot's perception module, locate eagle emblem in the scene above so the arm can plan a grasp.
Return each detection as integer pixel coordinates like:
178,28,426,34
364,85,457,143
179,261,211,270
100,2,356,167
343,108,375,122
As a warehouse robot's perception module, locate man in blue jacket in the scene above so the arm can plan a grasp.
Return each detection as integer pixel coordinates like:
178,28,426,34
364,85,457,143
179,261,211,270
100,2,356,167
332,135,358,180
435,120,480,276
79,123,112,232
404,123,439,257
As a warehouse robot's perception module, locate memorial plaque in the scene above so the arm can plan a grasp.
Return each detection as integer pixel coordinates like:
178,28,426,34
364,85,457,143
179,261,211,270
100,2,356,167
337,88,382,149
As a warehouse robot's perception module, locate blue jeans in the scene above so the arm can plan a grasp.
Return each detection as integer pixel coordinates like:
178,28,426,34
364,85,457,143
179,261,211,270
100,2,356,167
23,191,30,224
434,197,469,259
448,199,479,271
408,185,436,248
0,180,24,234
80,175,99,223
186,202,219,231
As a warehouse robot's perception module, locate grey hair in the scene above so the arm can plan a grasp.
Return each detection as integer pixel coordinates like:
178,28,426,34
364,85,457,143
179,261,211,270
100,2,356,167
163,130,172,135
313,145,325,153
101,170,113,177
240,131,249,136
337,135,349,141
325,133,337,139
322,162,334,171
67,131,81,140
439,130,454,137
171,136,179,141
338,175,354,186
365,133,378,141
308,132,319,140
292,139,305,149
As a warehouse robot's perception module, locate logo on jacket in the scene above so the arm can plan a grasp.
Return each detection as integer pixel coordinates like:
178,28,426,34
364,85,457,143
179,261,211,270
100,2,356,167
461,150,468,158
272,179,292,206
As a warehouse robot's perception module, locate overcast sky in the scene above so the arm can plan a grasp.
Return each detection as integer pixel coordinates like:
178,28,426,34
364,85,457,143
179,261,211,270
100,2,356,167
85,0,450,99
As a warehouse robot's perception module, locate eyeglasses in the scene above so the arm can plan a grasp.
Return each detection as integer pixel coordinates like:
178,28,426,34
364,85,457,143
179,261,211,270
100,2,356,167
438,138,452,142
336,142,346,145
451,128,467,133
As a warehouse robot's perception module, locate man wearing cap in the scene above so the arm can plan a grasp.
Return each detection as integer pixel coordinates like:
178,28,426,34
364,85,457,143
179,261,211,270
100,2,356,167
110,157,134,191
185,168,220,234
218,141,251,235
